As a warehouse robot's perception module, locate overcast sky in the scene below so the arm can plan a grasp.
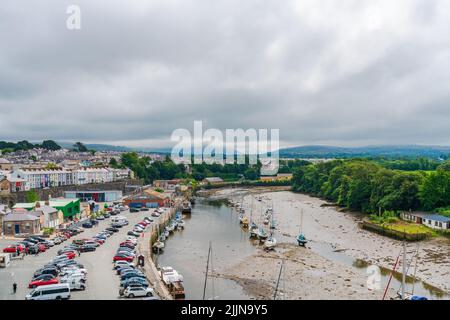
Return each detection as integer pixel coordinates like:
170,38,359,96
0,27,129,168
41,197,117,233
1,0,450,148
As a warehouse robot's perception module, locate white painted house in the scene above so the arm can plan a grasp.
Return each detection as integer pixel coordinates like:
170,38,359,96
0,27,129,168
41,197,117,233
401,212,450,230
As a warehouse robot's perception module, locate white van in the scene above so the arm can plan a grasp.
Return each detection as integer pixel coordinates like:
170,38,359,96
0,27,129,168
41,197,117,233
25,283,71,300
112,216,128,224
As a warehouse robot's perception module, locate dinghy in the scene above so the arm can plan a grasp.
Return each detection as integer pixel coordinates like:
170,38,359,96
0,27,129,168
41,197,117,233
263,234,277,250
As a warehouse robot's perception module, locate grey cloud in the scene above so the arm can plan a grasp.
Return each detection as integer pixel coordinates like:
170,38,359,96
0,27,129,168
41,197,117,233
1,0,450,148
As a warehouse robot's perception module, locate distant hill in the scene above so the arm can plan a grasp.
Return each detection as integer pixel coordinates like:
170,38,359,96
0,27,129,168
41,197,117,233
278,145,450,159
57,142,170,153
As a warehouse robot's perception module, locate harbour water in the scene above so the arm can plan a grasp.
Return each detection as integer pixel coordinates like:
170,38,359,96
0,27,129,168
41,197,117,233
157,198,256,299
158,191,450,300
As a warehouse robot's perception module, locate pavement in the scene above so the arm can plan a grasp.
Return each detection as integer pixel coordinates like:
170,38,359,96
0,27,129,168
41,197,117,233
0,208,157,300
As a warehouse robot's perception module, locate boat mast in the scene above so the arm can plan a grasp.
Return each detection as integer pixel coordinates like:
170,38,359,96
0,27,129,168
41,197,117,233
273,259,284,300
202,241,212,300
401,241,406,300
300,209,304,234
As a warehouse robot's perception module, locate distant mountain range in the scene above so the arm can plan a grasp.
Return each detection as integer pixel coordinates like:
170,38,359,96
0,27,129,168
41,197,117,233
55,142,450,159
278,145,450,159
57,142,171,154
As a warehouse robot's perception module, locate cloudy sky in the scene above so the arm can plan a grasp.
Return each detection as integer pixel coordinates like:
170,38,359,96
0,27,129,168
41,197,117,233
1,0,450,148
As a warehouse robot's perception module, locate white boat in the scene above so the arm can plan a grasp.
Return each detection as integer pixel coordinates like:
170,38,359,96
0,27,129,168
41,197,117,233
257,227,269,241
153,240,165,251
263,235,277,250
160,266,184,285
177,220,185,229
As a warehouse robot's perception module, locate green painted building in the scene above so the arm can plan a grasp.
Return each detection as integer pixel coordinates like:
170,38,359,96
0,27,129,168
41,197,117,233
13,198,81,220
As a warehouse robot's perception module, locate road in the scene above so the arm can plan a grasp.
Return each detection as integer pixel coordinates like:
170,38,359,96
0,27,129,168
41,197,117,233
0,208,156,300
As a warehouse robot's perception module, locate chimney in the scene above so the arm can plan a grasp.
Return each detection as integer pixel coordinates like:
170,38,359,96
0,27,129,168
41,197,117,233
35,201,40,208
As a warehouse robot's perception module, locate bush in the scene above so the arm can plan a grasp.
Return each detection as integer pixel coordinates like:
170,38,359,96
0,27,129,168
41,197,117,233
43,227,55,236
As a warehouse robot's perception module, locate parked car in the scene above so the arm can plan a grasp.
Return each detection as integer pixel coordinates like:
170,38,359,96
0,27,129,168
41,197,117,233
62,251,76,259
117,266,135,275
123,286,154,298
2,244,25,253
127,231,140,237
114,260,132,269
82,222,93,228
96,215,105,220
106,227,119,233
130,208,140,213
29,277,59,288
31,274,56,282
113,254,134,262
25,283,71,300
60,278,86,291
120,272,146,281
27,244,40,254
79,245,96,253
120,277,149,288
34,267,59,278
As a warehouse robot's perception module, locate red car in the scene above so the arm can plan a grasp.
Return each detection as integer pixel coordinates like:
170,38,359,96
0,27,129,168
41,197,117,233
28,277,59,289
94,238,105,245
3,244,25,253
113,254,134,262
63,251,76,259
38,244,47,252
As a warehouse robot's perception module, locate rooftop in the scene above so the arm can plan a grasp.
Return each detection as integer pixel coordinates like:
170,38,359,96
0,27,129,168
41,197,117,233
4,212,40,222
406,212,450,223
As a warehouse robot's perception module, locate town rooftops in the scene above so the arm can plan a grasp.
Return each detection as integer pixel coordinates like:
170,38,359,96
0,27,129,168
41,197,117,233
0,158,11,164
4,212,40,221
13,199,79,210
406,211,450,223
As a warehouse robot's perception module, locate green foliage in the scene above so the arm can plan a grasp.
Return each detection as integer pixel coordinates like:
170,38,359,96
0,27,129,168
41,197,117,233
292,159,430,213
374,157,441,171
40,140,61,151
419,170,450,210
43,227,55,236
154,188,164,193
73,142,88,152
45,163,59,170
0,140,61,151
25,190,39,203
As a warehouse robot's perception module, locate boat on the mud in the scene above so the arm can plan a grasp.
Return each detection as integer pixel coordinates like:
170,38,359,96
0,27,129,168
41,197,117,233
257,227,269,241
160,266,185,299
152,240,165,253
296,209,308,246
249,222,259,238
296,233,308,246
239,215,249,227
263,233,277,250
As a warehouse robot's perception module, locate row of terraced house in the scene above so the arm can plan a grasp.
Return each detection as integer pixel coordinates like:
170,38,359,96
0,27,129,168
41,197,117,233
0,167,132,193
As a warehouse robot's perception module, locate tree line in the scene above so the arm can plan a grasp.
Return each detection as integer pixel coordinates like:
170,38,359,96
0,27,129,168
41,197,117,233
292,159,450,213
114,152,264,184
0,140,61,152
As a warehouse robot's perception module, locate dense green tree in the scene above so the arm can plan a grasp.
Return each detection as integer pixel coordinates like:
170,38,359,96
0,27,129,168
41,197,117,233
26,190,39,203
73,142,88,152
41,140,61,150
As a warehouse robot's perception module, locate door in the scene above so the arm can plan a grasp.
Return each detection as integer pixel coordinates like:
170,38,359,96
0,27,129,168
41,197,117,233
14,224,20,234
